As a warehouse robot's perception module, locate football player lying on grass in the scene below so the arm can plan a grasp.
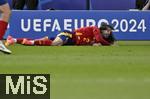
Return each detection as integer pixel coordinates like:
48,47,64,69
5,23,116,46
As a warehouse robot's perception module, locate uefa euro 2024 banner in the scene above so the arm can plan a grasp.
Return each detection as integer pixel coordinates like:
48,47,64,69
10,10,150,40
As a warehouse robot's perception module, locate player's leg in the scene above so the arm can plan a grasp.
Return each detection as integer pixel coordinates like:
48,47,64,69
12,36,55,46
0,1,11,54
5,35,15,46
5,35,34,45
0,3,11,39
26,31,73,46
30,31,73,46
51,31,74,46
51,37,64,46
6,31,73,46
6,35,51,46
23,36,52,46
34,36,49,41
34,39,52,46
14,37,52,46
29,35,67,46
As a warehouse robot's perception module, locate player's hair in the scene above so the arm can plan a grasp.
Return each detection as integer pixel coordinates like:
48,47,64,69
99,22,116,44
99,22,114,30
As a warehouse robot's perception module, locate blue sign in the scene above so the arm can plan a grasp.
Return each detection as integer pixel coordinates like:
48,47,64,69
10,10,150,40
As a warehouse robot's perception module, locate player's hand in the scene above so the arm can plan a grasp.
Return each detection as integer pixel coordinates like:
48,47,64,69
111,42,119,46
93,43,101,46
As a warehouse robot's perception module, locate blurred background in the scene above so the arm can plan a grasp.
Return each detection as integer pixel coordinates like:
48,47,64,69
7,0,148,10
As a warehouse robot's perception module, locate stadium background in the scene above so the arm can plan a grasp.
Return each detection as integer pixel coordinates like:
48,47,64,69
8,0,136,10
4,0,150,41
1,0,150,99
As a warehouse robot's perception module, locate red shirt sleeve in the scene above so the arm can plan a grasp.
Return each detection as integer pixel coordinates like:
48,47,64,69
92,26,101,43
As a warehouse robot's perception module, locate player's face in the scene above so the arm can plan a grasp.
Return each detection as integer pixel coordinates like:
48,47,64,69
101,27,112,38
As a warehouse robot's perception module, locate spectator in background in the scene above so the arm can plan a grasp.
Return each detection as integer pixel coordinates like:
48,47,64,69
12,0,39,10
136,0,147,10
142,0,150,10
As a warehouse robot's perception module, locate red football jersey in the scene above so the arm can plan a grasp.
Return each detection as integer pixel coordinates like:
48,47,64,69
73,26,111,45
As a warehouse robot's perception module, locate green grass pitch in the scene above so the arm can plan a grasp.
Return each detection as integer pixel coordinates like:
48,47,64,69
0,41,150,99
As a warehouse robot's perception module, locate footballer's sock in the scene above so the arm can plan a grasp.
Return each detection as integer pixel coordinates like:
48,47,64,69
16,38,31,44
0,20,8,40
21,39,34,45
16,38,24,44
34,39,52,46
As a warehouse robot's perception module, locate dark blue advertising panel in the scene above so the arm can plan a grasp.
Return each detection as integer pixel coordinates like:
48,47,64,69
39,0,87,10
10,10,150,40
90,0,136,10
38,0,136,10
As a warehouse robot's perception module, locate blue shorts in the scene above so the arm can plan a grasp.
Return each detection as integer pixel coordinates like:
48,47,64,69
57,30,75,45
0,0,7,5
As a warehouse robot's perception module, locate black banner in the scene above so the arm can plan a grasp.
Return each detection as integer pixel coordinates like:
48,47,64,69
0,74,50,99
